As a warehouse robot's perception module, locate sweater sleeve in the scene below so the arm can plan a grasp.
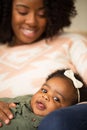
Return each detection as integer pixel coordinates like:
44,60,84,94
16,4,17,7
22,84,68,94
69,34,87,83
0,95,32,103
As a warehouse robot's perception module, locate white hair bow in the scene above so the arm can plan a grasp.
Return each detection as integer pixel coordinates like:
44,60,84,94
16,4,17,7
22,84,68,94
64,69,83,103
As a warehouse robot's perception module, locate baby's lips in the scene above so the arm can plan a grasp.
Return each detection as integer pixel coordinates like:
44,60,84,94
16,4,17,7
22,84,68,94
36,101,46,110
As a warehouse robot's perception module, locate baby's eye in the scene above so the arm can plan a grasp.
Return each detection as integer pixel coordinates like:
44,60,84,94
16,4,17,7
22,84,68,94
41,88,47,93
53,97,60,102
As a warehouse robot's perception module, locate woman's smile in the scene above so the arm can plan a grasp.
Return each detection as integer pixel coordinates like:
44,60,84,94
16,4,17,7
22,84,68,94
21,27,37,38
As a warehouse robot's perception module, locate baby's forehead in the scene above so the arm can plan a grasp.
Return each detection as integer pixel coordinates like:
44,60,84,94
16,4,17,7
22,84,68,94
48,76,75,90
48,75,73,83
44,77,75,98
51,77,76,93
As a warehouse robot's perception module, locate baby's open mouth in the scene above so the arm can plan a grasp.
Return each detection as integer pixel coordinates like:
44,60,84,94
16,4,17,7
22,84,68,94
36,101,46,110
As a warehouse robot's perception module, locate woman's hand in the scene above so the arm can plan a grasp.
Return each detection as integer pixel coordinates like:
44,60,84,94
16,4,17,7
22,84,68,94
0,101,16,127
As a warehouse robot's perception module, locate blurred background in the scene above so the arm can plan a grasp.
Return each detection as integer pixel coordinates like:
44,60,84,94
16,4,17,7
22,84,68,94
65,0,87,36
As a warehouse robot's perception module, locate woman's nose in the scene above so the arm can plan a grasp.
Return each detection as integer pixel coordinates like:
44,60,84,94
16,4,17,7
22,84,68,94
25,12,37,27
42,94,50,101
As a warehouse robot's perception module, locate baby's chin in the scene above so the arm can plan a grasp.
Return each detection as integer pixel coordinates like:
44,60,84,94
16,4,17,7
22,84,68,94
33,109,47,116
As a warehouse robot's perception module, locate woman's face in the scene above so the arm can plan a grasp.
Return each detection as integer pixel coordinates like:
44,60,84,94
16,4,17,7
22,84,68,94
12,0,47,45
31,77,77,116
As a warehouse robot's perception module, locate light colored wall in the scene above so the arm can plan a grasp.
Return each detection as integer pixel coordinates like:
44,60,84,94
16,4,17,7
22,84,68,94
65,0,87,33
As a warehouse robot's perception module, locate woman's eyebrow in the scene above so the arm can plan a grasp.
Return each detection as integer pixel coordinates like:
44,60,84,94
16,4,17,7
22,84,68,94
38,7,45,10
16,4,29,9
16,4,45,10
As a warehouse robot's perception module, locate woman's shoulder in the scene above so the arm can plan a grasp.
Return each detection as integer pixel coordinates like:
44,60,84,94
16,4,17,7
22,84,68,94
55,32,87,41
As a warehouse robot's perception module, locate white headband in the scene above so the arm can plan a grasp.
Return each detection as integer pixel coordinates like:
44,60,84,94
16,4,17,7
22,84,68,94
64,70,83,103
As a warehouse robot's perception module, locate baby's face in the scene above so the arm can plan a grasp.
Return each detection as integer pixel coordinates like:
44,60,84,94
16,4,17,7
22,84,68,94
31,77,77,116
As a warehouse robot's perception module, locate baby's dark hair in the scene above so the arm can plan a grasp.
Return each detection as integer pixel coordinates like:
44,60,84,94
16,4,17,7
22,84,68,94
0,0,77,44
46,69,87,104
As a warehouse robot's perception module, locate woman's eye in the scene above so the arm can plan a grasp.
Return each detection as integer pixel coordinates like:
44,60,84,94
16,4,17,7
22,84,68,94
53,97,60,102
38,14,46,18
41,88,47,93
18,11,27,15
17,8,28,15
38,11,46,18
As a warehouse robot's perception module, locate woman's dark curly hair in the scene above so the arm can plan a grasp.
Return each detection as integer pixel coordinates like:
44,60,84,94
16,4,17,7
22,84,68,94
0,0,77,44
46,69,87,104
0,0,12,43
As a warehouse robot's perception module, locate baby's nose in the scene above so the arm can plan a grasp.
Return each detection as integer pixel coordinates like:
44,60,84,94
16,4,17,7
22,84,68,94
42,94,50,101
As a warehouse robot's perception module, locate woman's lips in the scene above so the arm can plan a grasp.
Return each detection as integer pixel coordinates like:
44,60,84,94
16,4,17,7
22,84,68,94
21,28,36,38
36,101,46,110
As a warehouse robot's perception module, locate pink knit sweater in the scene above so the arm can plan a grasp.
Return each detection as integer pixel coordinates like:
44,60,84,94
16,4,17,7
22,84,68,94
0,33,87,97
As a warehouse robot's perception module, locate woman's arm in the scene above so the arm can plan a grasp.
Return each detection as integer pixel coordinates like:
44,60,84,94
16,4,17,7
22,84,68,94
69,34,87,83
0,95,30,127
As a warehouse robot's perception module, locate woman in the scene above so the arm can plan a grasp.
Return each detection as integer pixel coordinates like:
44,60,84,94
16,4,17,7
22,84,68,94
0,0,87,129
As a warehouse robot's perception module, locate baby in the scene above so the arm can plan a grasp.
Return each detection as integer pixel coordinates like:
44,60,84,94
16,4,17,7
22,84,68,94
0,69,86,130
